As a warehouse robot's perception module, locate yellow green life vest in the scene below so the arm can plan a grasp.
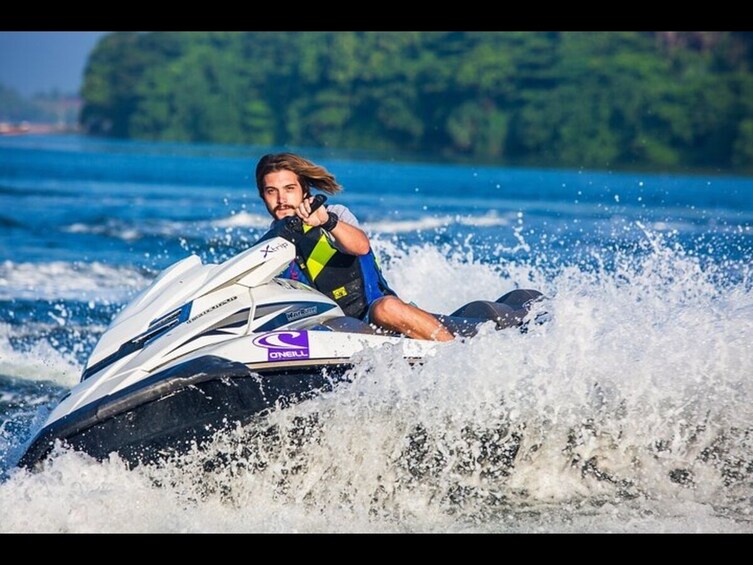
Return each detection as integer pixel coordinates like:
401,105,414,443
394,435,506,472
282,224,395,319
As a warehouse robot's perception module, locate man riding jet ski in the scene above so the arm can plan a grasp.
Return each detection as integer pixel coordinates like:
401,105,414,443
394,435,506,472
17,155,544,471
254,152,456,342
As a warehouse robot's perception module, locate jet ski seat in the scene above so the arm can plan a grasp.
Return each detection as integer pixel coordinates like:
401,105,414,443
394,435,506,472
312,316,381,334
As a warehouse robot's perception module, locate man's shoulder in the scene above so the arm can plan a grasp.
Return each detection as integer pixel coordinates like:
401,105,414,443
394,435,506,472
326,203,352,215
327,203,359,226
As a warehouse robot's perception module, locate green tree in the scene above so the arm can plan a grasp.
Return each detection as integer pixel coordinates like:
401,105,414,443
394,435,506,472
79,31,753,172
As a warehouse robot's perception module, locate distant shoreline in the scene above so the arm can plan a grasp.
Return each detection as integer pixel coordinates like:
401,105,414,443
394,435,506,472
0,121,80,136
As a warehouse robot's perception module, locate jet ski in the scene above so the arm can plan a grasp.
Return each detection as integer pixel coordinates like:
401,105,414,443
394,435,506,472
18,196,545,471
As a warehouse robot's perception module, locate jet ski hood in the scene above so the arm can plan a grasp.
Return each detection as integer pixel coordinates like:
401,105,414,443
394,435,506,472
84,236,296,378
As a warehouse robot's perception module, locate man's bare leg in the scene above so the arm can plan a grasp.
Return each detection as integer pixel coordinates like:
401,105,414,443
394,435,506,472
369,296,454,341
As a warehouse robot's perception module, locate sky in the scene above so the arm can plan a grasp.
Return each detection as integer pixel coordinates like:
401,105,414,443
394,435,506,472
0,31,109,97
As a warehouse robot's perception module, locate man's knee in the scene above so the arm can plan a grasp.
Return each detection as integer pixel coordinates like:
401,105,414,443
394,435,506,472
369,295,406,324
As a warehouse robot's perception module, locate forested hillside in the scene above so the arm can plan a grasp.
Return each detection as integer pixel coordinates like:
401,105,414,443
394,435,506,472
80,31,753,172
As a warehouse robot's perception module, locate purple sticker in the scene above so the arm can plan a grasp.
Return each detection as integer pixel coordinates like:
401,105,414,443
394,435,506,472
252,331,310,362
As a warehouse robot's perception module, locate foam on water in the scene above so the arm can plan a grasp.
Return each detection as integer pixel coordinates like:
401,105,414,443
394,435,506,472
212,211,273,229
372,239,544,312
363,211,513,235
0,323,81,386
59,210,515,245
0,260,152,302
63,211,273,241
1,230,751,533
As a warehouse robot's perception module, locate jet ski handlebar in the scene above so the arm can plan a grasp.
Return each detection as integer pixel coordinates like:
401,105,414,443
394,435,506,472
284,194,327,232
272,194,328,242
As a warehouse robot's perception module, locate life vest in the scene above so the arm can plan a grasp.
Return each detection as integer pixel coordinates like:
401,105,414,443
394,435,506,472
281,224,395,319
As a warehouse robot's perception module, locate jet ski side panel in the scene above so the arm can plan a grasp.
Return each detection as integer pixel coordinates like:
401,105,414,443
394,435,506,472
18,355,351,470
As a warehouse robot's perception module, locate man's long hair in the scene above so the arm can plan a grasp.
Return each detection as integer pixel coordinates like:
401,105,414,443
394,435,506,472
255,153,342,196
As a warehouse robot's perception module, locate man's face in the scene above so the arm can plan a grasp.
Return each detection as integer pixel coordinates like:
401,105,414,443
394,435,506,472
261,170,306,221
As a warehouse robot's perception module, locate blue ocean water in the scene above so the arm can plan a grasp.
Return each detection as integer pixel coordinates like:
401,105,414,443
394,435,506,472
0,134,752,532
